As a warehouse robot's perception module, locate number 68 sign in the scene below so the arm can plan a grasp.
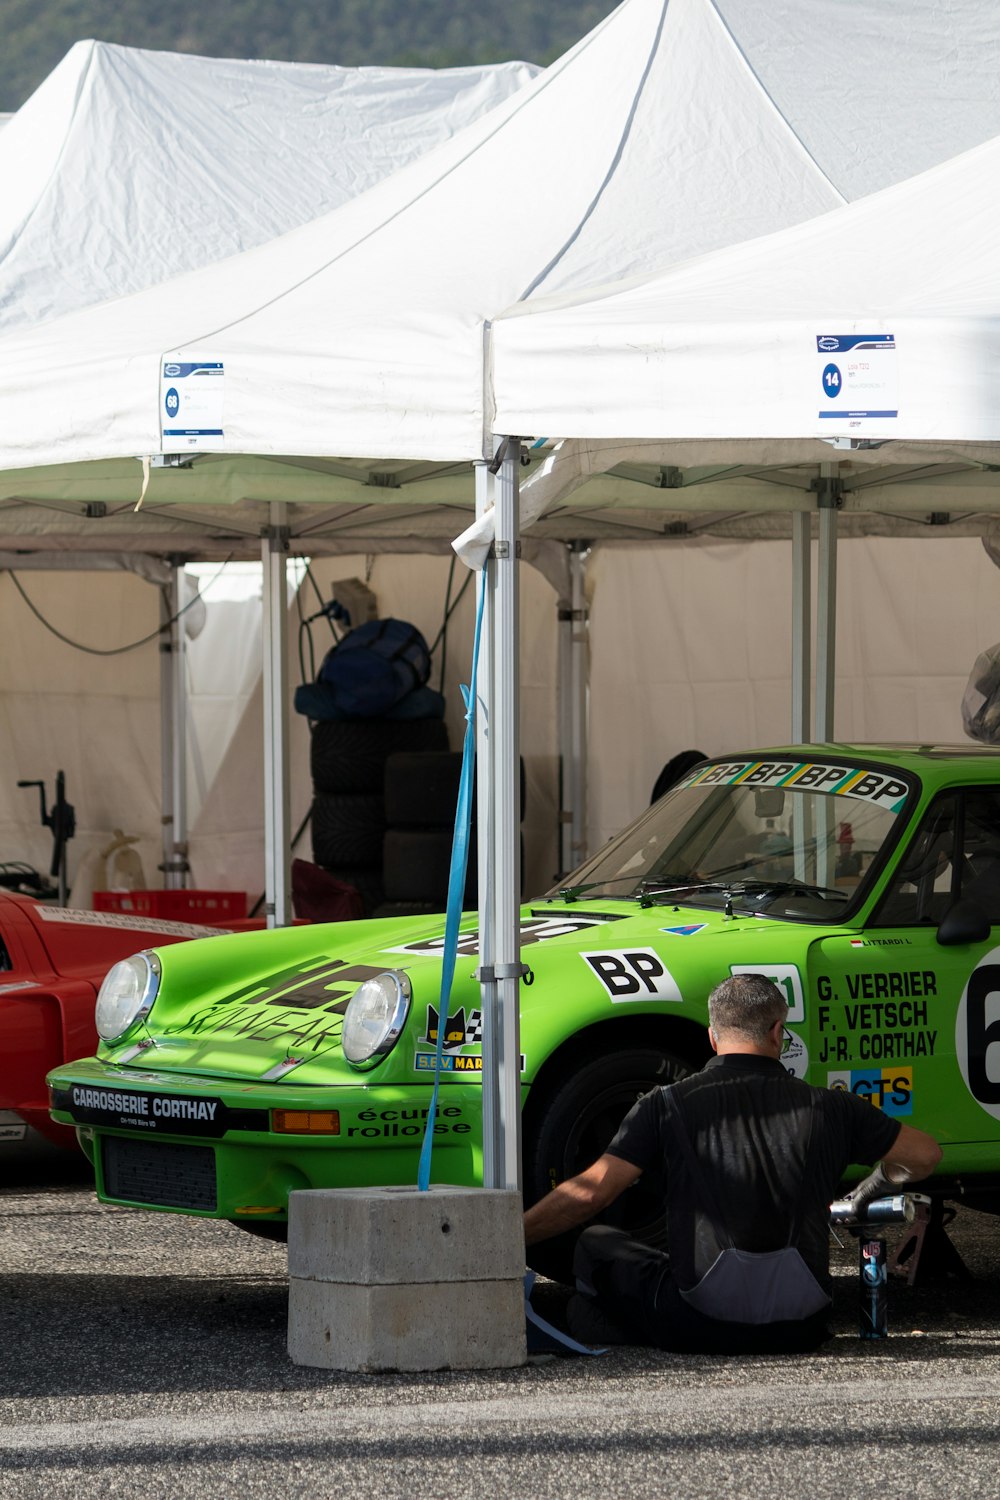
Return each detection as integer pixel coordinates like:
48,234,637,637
957,950,1000,1116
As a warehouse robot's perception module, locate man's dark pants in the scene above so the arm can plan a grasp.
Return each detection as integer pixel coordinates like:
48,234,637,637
572,1225,830,1354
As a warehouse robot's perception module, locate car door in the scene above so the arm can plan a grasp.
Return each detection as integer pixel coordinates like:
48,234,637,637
807,787,1000,1172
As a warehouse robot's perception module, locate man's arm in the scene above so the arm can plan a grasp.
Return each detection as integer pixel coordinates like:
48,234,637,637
523,1153,642,1246
882,1121,942,1182
845,1120,942,1217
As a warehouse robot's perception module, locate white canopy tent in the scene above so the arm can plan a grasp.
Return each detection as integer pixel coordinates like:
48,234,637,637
5,0,1000,1184
489,128,1000,753
0,40,538,331
0,39,539,899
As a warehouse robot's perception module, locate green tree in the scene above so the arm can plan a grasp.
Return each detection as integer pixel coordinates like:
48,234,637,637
0,0,620,112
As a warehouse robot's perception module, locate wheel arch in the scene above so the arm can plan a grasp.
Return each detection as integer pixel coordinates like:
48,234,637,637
522,1012,710,1138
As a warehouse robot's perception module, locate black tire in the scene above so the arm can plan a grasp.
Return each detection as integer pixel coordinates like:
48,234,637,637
384,751,463,826
229,1221,288,1243
382,827,477,905
311,718,448,795
370,901,442,920
522,1045,693,1283
311,792,386,868
384,752,527,826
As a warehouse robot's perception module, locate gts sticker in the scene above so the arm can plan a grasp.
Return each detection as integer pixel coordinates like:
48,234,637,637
582,949,682,1003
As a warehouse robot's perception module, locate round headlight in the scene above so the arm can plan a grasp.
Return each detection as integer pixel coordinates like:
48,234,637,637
95,952,161,1041
342,971,411,1067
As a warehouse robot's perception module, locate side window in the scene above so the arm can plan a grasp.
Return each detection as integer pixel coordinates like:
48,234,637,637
0,931,10,972
873,794,958,927
957,791,1000,924
874,788,1000,928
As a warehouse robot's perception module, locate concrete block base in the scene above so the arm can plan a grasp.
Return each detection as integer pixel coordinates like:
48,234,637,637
286,1185,527,1372
288,1275,526,1371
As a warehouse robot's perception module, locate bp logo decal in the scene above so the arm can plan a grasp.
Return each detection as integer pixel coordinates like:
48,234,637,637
581,949,682,1003
956,947,1000,1119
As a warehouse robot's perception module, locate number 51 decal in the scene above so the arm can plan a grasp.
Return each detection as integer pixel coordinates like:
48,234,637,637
730,964,805,1023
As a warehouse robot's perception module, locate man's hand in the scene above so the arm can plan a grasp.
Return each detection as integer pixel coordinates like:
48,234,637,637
523,1153,641,1245
843,1162,896,1220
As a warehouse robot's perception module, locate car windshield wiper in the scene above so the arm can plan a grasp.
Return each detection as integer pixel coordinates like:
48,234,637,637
722,878,848,903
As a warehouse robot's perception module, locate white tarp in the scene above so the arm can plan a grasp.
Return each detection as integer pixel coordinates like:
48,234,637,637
5,0,1000,473
0,41,538,330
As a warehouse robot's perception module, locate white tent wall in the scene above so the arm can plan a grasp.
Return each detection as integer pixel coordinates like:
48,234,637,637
586,534,1000,850
0,568,263,900
0,570,163,891
0,553,560,905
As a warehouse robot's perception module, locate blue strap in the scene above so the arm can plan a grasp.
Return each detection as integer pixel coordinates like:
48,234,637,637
523,1272,607,1356
417,577,487,1191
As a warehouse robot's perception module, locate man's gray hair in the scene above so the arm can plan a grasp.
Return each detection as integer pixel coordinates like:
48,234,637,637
707,973,789,1044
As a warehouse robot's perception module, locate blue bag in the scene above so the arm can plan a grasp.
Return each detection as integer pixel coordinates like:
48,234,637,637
317,618,431,718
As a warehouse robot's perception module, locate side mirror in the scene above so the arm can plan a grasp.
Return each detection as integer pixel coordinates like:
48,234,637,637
937,898,992,947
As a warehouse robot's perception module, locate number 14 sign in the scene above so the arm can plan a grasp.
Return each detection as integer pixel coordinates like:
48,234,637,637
816,333,898,424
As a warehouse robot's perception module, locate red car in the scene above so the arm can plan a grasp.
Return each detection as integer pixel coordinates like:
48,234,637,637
0,891,229,1149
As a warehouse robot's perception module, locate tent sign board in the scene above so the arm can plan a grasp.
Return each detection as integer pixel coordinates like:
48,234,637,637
161,360,225,444
816,334,898,423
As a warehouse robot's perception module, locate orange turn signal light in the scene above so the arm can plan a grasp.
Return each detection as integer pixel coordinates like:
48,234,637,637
271,1109,341,1135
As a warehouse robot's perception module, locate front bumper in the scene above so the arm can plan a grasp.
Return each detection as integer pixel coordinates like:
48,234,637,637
48,1056,483,1221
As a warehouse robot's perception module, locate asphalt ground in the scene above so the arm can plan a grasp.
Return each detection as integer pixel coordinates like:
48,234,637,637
3,1143,1000,1499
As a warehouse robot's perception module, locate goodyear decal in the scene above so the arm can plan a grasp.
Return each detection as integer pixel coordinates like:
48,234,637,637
581,949,682,1003
681,760,910,814
178,960,389,1052
389,913,624,959
827,1067,913,1117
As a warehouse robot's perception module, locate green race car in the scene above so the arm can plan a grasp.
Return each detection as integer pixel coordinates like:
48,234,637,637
47,744,1000,1268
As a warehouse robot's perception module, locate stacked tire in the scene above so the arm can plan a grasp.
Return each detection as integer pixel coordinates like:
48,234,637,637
376,751,525,918
309,719,448,915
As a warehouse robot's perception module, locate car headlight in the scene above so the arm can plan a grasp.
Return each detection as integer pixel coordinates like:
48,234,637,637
95,952,161,1041
342,971,411,1068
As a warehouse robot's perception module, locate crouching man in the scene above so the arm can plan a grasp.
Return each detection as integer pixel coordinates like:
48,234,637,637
523,974,941,1353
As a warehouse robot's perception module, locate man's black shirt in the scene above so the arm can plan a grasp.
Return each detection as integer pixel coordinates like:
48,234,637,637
607,1053,901,1292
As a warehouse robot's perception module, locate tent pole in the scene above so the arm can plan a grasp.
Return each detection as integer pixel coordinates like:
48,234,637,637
791,513,811,744
158,584,176,889
488,437,523,1192
261,504,291,928
567,542,589,869
475,458,502,1189
814,474,840,741
159,568,190,890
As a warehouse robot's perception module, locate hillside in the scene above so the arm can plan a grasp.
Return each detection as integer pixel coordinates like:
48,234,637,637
0,0,619,110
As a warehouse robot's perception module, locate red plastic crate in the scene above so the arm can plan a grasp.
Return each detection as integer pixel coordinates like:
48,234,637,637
93,889,248,923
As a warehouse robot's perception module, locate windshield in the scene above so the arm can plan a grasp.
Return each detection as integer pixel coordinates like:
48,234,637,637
553,756,914,921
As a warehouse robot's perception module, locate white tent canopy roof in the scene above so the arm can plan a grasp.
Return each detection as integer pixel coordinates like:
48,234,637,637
0,40,538,331
4,0,1000,476
493,131,1000,447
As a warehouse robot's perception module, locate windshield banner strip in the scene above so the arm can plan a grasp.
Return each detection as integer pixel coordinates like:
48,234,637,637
682,760,909,813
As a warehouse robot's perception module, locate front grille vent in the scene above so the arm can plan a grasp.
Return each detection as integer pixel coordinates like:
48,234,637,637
102,1136,217,1211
